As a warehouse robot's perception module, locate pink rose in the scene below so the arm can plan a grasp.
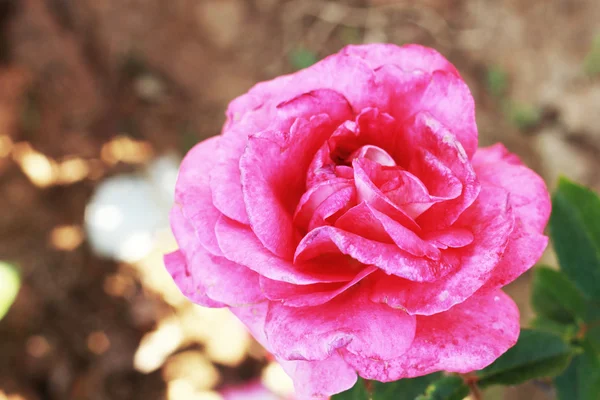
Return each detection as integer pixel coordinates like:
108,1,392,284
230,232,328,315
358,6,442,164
165,44,550,399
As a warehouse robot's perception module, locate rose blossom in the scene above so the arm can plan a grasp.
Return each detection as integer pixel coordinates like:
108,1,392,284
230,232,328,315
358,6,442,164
165,44,550,398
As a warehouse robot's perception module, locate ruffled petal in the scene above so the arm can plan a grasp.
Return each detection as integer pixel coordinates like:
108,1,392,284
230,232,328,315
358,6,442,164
265,287,416,361
175,136,224,256
369,184,514,315
170,207,263,306
341,290,519,381
295,226,455,282
260,266,377,307
215,216,356,284
231,303,358,399
164,250,225,308
473,143,551,233
342,43,460,76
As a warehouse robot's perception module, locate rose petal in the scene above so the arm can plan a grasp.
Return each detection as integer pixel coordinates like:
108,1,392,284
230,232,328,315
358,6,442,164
231,303,358,399
265,287,416,361
481,221,549,290
306,185,356,231
405,113,480,229
341,290,519,381
241,114,342,258
335,202,441,260
175,136,224,256
260,266,377,307
164,250,225,308
293,178,354,230
370,184,514,315
210,130,251,224
169,207,263,306
295,226,454,282
473,143,551,233
342,43,460,76
215,216,356,284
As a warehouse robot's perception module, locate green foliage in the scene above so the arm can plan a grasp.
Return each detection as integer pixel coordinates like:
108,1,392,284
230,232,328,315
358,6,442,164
555,341,600,400
550,178,600,300
0,261,20,321
333,378,371,400
415,376,469,400
531,266,588,324
476,329,573,387
289,48,318,70
333,374,443,400
371,373,443,399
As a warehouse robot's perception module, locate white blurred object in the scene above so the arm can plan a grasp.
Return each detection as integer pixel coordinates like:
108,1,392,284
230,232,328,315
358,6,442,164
85,154,180,262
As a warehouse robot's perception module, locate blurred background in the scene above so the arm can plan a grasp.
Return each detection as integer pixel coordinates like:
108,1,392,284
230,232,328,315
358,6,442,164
0,1,599,399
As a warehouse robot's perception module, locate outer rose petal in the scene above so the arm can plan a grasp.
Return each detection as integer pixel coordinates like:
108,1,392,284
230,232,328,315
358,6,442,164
265,287,416,362
231,303,357,399
170,207,264,306
376,66,477,158
175,136,223,256
225,50,382,127
164,250,225,308
472,143,551,233
342,43,460,76
369,184,514,315
341,290,519,381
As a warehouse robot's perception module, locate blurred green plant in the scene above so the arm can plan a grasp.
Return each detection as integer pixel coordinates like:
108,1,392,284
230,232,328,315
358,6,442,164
583,34,600,77
485,66,542,131
333,178,600,400
288,47,318,71
0,261,21,321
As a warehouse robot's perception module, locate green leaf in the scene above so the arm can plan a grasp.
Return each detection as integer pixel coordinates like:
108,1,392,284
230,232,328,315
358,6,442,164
530,316,579,340
332,378,371,400
550,178,600,300
0,261,20,321
531,266,588,324
371,373,443,399
415,376,469,400
333,374,444,400
555,341,600,400
477,329,573,387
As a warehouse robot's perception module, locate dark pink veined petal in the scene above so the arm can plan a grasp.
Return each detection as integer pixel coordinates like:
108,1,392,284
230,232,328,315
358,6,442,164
422,228,474,249
231,303,358,399
335,202,441,260
473,143,551,233
169,207,263,306
341,290,519,381
404,113,480,229
215,216,356,284
260,266,377,307
369,184,515,315
241,114,343,259
264,287,416,361
353,158,420,232
295,226,456,282
293,178,354,230
164,250,225,308
175,136,224,256
342,43,460,76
